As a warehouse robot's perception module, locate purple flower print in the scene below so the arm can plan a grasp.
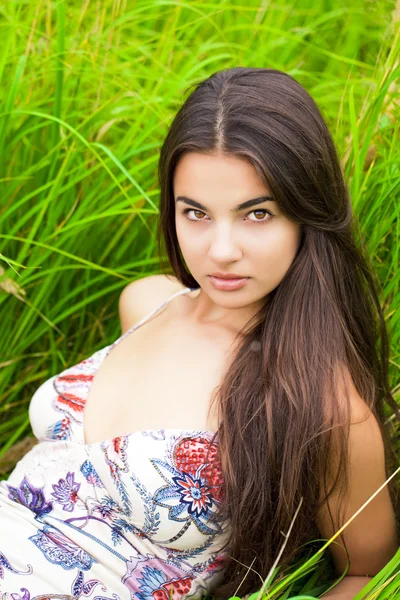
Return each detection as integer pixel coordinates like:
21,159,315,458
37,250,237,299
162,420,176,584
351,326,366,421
71,569,113,597
7,475,53,518
50,471,81,512
7,588,30,600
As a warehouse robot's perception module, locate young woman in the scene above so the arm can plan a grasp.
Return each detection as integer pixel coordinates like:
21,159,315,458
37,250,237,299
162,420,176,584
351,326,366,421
0,67,398,600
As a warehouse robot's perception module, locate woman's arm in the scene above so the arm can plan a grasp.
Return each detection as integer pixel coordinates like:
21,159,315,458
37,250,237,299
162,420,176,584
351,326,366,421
319,575,372,599
316,373,398,599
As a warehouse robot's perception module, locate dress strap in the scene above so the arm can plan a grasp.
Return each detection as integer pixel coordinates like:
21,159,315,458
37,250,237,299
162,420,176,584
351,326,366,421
111,286,196,350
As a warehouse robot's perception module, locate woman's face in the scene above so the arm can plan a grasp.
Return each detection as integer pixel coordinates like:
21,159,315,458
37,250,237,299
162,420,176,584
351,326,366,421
173,151,302,331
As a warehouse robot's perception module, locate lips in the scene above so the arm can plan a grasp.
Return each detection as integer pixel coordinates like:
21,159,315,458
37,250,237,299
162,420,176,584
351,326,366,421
208,276,249,291
209,273,248,280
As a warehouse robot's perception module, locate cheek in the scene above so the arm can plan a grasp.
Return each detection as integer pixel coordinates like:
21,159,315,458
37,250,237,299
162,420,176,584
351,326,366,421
176,220,194,254
253,224,300,275
175,220,199,261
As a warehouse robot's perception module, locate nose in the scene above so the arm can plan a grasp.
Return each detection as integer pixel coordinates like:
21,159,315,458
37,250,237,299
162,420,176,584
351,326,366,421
207,224,242,262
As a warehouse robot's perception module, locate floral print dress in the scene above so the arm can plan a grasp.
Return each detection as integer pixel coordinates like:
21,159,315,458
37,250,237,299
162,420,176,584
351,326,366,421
0,287,229,600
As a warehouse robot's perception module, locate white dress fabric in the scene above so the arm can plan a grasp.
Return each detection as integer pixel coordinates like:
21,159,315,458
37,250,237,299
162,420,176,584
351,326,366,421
0,287,230,600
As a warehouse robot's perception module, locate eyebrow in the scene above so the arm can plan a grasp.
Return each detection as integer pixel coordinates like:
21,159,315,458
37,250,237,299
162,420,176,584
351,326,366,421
175,195,274,213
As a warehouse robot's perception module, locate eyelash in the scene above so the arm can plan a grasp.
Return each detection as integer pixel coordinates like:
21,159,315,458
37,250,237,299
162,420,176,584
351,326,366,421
181,208,273,224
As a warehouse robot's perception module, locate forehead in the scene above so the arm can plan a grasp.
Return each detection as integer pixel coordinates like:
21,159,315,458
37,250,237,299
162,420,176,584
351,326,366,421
173,152,270,194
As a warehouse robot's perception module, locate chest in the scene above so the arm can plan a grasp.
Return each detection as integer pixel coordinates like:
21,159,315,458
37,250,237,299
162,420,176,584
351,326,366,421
83,311,236,445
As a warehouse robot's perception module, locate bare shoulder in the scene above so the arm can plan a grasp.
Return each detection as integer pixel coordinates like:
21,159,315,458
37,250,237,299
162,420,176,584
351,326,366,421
339,364,373,424
118,274,187,334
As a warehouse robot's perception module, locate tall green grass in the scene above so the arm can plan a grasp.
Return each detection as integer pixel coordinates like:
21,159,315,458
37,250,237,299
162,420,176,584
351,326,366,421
0,0,399,597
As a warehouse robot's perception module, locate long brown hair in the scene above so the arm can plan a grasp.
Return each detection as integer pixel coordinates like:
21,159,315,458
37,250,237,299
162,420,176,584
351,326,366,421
156,67,399,598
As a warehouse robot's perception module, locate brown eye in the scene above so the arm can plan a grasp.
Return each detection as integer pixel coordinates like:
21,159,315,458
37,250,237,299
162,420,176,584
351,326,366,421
246,209,272,223
182,209,207,221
